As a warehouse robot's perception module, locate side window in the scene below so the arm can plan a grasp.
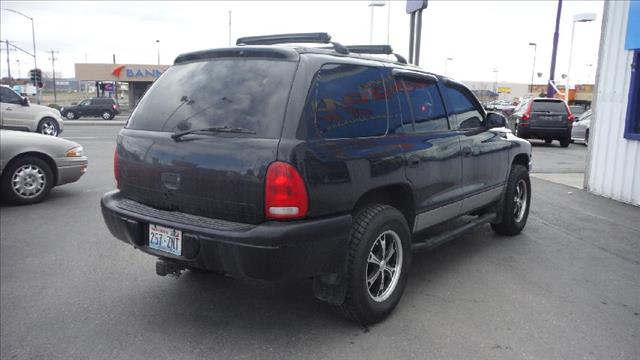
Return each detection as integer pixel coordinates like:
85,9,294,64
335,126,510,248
443,84,484,130
396,78,448,132
0,87,22,104
80,100,91,106
309,64,388,139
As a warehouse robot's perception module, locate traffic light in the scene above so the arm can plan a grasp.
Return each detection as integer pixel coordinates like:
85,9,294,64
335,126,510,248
29,69,36,83
34,69,43,88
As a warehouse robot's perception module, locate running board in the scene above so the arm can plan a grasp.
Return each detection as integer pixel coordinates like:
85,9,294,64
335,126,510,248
411,213,497,252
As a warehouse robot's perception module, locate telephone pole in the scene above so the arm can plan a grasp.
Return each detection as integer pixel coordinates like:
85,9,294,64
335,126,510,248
48,50,59,103
4,40,12,84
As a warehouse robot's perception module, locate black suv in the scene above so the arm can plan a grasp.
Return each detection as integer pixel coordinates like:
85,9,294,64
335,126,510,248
101,33,532,324
61,97,120,120
509,97,575,147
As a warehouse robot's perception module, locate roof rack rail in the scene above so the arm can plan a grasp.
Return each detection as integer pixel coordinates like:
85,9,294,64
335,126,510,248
236,32,349,54
346,45,408,64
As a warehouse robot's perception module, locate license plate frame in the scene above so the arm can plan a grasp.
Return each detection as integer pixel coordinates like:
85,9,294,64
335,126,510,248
148,223,182,256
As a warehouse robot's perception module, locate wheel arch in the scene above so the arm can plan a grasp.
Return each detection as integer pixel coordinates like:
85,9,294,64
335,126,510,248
352,184,415,230
512,153,530,172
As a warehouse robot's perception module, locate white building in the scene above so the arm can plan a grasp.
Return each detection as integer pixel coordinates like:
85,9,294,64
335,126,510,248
585,0,640,206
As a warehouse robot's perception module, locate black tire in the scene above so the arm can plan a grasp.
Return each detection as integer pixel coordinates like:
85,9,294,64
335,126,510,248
37,117,59,136
332,204,411,325
491,165,531,236
65,111,77,120
101,110,114,120
544,139,553,144
0,156,54,205
584,130,589,147
559,137,570,147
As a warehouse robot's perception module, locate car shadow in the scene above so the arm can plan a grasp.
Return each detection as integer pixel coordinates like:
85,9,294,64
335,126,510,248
116,225,530,338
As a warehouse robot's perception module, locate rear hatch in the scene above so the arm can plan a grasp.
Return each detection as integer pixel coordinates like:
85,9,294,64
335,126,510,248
529,100,569,128
117,54,298,224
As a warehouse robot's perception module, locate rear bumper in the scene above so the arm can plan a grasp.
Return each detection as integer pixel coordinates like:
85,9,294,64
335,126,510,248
517,126,571,139
101,190,352,280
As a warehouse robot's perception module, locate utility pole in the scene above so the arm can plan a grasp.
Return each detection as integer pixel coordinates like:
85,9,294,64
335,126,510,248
228,10,232,46
547,0,563,98
48,50,59,103
113,53,118,102
4,40,12,84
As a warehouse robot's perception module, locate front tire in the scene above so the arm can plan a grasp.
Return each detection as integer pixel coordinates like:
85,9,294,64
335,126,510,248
332,204,411,325
101,111,114,120
37,118,59,136
491,165,531,236
1,156,54,205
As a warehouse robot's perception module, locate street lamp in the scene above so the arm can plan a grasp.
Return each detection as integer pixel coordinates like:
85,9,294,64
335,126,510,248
493,68,499,96
529,42,537,95
566,12,596,103
368,0,386,45
444,57,453,76
3,8,39,103
155,39,160,65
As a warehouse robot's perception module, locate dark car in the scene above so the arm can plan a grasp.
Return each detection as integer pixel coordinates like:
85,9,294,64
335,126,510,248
100,33,532,325
509,97,575,147
60,98,120,120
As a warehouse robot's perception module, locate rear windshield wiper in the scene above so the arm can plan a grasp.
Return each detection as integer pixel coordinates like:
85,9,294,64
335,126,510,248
171,125,256,140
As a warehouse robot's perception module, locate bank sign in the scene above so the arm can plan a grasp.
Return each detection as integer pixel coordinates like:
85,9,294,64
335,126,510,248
112,65,164,80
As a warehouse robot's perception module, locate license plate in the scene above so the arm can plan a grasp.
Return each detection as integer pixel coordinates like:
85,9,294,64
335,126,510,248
148,224,182,256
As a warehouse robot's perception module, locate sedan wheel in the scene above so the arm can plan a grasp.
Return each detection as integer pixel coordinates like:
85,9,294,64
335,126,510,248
12,164,46,199
1,156,54,205
65,111,76,120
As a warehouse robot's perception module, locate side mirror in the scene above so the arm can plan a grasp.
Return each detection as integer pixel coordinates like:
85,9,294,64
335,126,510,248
20,97,30,106
486,112,507,129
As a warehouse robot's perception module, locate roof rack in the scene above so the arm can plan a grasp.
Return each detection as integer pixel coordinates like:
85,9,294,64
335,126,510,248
346,45,408,64
236,32,348,54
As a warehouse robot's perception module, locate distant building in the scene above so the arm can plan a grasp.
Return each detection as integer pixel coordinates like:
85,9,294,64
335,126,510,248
462,81,530,102
585,0,639,206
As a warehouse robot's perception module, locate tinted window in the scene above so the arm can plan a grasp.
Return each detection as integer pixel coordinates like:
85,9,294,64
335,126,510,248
443,84,484,129
308,64,387,139
396,78,448,132
0,87,22,104
127,59,297,138
531,100,567,113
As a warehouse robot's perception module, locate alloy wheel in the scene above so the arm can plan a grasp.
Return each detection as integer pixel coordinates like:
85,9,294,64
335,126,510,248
41,120,58,136
513,179,528,222
11,164,46,199
366,230,403,302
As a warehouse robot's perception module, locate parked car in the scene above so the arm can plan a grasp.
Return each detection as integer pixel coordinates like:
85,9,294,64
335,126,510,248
569,105,587,117
60,97,120,120
0,84,64,136
0,130,88,204
100,33,532,325
509,97,575,147
571,109,591,146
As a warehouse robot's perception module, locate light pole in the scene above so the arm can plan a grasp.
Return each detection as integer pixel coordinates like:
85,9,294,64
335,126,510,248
15,59,20,79
368,0,386,45
493,68,499,97
155,40,160,65
529,42,537,95
444,57,453,76
566,12,596,103
3,8,39,103
49,50,59,103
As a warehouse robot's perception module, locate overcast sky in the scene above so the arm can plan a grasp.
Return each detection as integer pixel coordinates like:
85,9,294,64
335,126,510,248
0,0,603,84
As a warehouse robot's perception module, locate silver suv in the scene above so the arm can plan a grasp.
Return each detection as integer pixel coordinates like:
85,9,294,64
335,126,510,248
0,85,64,136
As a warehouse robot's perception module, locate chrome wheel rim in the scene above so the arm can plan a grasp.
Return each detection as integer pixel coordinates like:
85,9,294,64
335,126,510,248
366,229,403,302
66,111,75,120
41,121,57,136
513,179,528,222
11,164,46,199
102,112,111,120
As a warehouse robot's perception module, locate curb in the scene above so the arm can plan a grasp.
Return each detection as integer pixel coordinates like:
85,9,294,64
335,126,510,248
65,121,126,126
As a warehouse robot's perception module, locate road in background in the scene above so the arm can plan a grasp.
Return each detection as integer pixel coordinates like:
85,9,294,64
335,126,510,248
1,126,638,360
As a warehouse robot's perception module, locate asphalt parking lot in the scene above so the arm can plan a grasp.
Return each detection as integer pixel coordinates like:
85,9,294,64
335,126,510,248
1,125,639,360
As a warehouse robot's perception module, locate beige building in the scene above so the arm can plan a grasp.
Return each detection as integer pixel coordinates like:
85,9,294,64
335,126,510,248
75,63,170,107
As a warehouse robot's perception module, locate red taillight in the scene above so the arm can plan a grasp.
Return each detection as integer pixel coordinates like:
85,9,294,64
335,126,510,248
113,149,119,188
521,101,533,122
112,104,117,110
265,161,308,220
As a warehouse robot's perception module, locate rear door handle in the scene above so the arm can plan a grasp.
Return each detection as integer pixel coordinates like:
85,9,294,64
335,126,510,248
407,155,420,167
462,146,473,157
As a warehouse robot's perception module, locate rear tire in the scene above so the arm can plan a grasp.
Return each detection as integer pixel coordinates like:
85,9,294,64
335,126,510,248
1,156,54,205
491,165,531,236
332,204,411,325
65,111,77,120
559,137,570,148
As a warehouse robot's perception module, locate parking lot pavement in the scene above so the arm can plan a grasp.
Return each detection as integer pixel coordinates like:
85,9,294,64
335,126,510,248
529,140,588,189
1,126,638,360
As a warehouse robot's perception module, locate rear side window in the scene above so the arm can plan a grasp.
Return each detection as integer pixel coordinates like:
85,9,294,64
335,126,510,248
443,84,484,129
531,100,567,113
306,64,388,139
126,59,298,138
396,78,448,132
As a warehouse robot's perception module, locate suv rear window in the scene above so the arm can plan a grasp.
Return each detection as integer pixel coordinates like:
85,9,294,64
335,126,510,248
126,59,297,138
532,100,567,113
